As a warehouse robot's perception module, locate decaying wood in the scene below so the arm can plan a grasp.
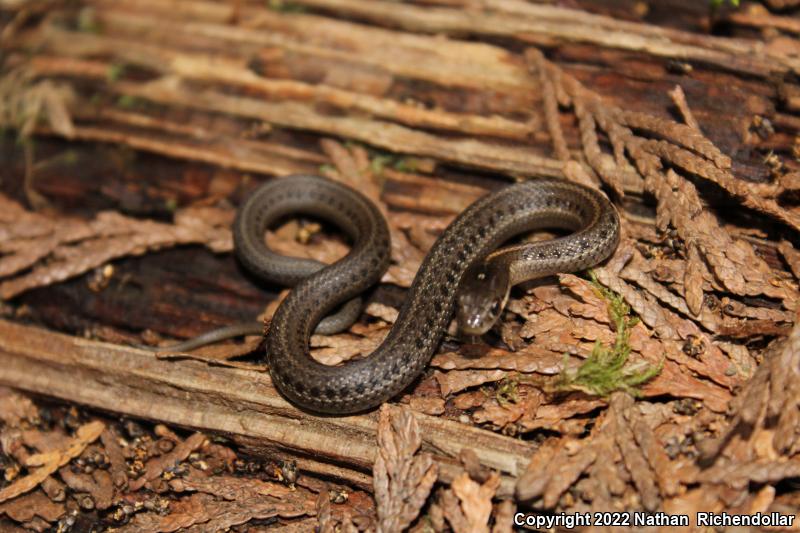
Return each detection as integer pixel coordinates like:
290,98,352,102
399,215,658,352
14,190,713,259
286,0,800,77
4,0,787,186
0,319,530,498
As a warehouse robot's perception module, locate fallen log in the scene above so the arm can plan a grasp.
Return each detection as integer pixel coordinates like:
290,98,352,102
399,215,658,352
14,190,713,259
0,318,533,498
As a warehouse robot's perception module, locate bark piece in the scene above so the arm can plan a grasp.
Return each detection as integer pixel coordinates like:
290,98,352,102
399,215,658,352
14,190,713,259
373,406,437,533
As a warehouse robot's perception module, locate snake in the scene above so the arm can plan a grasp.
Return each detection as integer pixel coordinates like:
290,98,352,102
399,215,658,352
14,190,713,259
144,175,619,413
140,178,367,353
246,174,620,414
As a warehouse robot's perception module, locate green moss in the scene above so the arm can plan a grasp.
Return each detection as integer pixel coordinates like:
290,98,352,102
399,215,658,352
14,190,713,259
61,150,79,165
556,272,662,397
495,375,520,406
116,95,143,109
369,154,393,176
164,198,178,213
266,0,307,12
370,153,413,176
391,157,413,173
15,135,34,148
77,7,101,33
479,375,520,407
107,63,126,82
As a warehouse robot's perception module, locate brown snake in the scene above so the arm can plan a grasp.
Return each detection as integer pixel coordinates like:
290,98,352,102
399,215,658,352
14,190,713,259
229,174,620,414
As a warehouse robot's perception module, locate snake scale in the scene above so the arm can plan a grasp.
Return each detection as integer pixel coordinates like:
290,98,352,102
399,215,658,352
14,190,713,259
230,175,620,414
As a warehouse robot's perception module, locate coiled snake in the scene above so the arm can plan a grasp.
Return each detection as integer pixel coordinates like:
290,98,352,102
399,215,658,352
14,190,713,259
232,175,620,414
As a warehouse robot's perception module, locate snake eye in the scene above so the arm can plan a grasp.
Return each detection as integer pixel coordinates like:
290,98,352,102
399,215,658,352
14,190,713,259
477,271,486,281
490,301,501,315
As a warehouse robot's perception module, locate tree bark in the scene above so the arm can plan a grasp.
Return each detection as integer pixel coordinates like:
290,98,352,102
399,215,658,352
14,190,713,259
0,318,532,497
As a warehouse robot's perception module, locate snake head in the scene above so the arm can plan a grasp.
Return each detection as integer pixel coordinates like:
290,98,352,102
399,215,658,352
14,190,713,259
456,264,511,336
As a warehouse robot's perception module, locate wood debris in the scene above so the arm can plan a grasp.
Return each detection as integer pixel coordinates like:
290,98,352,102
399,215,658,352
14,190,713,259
0,395,324,532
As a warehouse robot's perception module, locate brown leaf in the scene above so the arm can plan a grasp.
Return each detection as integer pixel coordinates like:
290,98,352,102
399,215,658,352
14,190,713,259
0,388,38,426
704,321,800,462
406,396,446,416
0,490,64,523
541,444,596,508
40,476,65,503
431,345,564,374
491,500,516,533
639,358,732,414
584,415,626,508
654,170,796,305
558,274,612,324
0,420,104,503
58,466,114,510
699,459,800,488
593,265,739,390
526,50,569,163
129,432,206,491
778,239,800,281
646,141,800,232
518,396,604,433
21,427,70,454
266,217,348,263
118,491,311,533
471,398,526,429
434,370,507,397
440,488,470,533
364,302,399,324
0,195,233,299
310,323,389,365
374,405,438,533
610,394,660,511
519,308,573,340
684,242,705,316
100,428,129,490
516,437,595,504
448,472,501,533
316,490,334,533
169,467,296,501
668,84,700,131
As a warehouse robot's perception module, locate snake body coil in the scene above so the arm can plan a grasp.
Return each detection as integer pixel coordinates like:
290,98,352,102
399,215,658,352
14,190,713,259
238,175,620,414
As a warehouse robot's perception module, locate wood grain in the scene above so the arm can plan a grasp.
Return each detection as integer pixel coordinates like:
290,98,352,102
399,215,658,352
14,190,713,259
0,318,533,497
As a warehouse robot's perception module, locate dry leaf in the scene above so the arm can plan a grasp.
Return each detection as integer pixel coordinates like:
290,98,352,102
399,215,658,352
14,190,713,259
0,388,39,426
0,195,233,299
0,420,104,503
447,472,501,533
129,432,207,491
374,405,438,533
0,490,65,523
